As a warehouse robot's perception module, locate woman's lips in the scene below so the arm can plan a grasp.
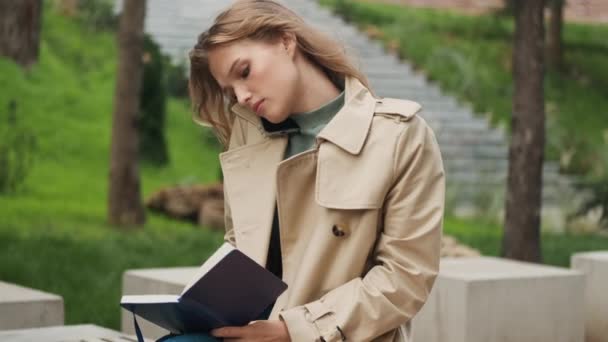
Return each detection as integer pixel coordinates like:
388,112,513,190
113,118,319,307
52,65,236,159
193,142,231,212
253,99,264,115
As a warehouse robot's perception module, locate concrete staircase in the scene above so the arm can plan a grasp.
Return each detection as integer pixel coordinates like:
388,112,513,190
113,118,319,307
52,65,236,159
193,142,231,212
119,0,575,231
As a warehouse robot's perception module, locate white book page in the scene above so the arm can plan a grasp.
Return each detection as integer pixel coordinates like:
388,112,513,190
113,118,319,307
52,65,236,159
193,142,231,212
181,242,235,295
121,294,180,304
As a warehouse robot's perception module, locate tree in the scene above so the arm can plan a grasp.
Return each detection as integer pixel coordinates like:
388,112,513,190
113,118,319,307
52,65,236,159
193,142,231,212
108,0,147,226
0,0,42,69
139,35,169,166
502,0,546,262
547,0,565,69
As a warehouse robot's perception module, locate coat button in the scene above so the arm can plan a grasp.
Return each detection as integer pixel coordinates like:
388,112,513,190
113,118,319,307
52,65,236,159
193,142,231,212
332,225,346,237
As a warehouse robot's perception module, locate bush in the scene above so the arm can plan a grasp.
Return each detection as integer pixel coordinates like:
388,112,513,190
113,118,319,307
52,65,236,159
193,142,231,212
570,150,608,230
139,35,169,166
76,0,118,32
164,57,189,98
0,101,37,194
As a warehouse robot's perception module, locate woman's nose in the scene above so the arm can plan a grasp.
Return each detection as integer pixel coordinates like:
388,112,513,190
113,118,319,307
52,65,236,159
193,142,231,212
234,87,251,106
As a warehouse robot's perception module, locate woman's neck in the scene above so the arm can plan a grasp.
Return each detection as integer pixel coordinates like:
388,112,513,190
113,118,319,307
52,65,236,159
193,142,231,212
290,55,342,114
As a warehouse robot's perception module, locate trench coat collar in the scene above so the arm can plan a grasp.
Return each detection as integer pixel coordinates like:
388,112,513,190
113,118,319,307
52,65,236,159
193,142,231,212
230,76,376,155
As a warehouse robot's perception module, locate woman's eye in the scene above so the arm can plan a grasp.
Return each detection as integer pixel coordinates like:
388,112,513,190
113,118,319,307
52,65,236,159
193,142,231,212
241,66,250,79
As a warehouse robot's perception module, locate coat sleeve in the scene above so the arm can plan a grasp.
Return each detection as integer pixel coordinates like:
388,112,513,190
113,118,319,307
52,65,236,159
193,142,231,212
279,116,445,341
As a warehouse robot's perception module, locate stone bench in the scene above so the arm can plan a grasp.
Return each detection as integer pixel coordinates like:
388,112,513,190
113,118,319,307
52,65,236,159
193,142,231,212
121,267,197,340
0,280,64,330
124,257,587,342
0,324,150,341
571,250,608,342
411,256,585,342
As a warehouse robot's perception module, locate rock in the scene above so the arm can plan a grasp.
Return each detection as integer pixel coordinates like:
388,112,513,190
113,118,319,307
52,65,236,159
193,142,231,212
145,183,224,225
364,25,384,39
198,198,225,231
441,235,482,257
441,235,458,248
386,39,400,55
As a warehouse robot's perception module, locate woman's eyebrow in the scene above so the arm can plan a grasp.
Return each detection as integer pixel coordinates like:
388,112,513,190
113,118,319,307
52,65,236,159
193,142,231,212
228,58,241,76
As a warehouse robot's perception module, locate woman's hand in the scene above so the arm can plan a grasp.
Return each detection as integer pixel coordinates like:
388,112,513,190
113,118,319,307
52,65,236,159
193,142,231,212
210,320,291,341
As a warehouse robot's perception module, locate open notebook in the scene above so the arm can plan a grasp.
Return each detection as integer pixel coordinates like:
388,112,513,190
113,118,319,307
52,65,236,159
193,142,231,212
120,243,288,334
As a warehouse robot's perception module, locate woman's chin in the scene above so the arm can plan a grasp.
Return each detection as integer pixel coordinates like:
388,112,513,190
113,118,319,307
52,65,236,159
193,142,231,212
263,113,288,124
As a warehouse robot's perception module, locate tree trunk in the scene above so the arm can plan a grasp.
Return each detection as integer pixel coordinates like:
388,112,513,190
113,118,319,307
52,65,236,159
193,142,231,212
502,0,545,262
547,0,564,70
0,0,42,69
108,0,147,226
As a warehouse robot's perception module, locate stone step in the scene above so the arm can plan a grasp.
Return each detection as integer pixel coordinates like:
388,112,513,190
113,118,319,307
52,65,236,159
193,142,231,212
0,281,64,330
364,66,424,77
446,184,573,208
417,100,467,113
411,257,585,342
448,189,565,208
442,158,560,174
445,169,567,187
370,77,430,89
443,157,565,180
571,251,608,342
136,0,577,228
0,324,151,342
435,134,506,147
429,120,503,134
419,109,476,121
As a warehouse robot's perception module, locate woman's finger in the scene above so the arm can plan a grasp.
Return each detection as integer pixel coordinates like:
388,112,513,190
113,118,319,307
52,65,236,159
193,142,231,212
210,326,249,338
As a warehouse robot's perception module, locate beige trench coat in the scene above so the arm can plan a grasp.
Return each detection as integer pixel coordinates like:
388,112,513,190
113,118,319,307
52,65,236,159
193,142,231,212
218,76,445,342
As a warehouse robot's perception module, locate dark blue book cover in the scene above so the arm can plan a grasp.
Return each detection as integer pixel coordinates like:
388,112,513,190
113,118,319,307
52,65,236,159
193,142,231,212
120,243,288,334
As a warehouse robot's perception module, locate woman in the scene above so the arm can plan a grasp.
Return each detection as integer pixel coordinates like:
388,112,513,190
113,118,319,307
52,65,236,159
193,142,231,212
163,0,445,341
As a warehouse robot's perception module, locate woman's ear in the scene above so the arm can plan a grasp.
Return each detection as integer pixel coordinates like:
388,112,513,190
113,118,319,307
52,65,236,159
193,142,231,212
281,32,297,58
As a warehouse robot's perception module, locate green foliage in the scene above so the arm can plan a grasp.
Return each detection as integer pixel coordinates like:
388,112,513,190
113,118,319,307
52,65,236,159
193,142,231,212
322,0,608,231
0,5,221,329
570,149,608,229
139,35,169,166
444,216,608,266
76,0,118,32
0,101,37,194
165,58,189,98
0,217,223,330
572,180,608,229
321,0,608,212
496,0,515,16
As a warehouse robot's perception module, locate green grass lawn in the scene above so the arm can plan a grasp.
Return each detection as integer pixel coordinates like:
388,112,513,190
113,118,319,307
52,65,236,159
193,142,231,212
0,6,224,329
320,0,608,176
444,217,608,267
0,3,607,332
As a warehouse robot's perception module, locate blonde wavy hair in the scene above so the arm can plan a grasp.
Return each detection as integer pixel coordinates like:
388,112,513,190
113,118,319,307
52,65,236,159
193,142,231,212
188,0,370,147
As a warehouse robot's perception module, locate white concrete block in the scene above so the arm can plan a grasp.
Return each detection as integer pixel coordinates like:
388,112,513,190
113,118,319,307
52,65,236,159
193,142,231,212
121,267,197,340
0,281,64,330
571,251,608,342
411,256,585,342
0,324,151,341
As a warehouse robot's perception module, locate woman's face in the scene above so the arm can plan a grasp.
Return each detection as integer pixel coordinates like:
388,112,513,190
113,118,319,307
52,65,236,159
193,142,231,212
208,37,299,124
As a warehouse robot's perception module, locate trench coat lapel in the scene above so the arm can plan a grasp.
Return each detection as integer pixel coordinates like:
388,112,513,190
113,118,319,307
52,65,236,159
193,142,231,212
219,136,288,266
